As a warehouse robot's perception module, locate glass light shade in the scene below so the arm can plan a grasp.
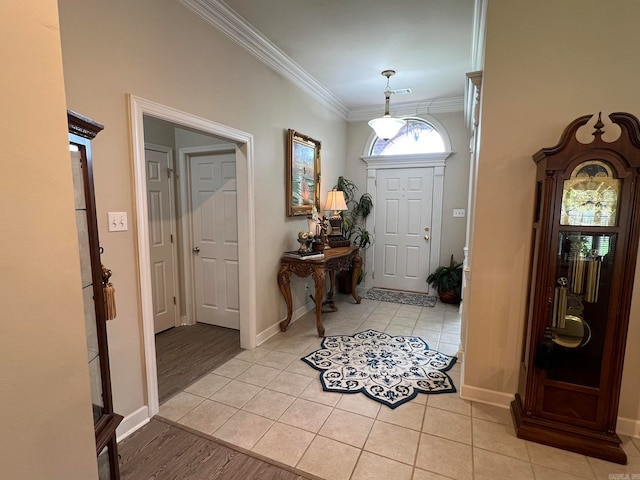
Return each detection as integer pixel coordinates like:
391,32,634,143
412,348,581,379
368,116,405,140
324,189,348,213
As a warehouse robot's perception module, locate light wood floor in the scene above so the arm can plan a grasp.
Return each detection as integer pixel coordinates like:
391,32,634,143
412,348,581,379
119,418,311,480
156,323,243,404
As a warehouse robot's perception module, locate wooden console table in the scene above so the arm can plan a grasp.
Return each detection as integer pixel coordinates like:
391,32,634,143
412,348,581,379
277,246,362,337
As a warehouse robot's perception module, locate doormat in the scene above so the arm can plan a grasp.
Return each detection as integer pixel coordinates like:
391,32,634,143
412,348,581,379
362,288,437,307
302,329,457,409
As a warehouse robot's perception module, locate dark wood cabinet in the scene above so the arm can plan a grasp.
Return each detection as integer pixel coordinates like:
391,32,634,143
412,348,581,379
68,111,122,479
511,112,640,464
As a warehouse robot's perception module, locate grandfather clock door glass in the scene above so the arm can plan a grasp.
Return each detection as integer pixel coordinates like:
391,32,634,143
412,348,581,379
551,159,621,387
550,231,617,387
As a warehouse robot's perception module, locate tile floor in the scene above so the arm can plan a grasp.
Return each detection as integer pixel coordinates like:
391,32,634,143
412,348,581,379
158,294,640,480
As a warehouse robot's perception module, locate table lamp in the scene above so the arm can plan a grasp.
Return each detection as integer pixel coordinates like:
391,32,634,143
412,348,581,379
324,188,348,236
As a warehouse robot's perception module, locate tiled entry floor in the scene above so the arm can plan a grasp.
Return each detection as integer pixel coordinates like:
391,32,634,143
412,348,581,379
158,295,640,480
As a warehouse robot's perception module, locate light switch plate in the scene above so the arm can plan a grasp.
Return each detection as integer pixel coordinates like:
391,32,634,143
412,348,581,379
108,212,128,232
453,208,466,218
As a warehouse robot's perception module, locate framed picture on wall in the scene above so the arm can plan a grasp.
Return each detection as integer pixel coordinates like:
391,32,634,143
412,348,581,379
286,129,321,216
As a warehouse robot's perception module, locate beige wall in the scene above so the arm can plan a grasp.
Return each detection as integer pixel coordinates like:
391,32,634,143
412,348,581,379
58,0,347,421
466,0,640,422
346,111,471,268
0,1,98,478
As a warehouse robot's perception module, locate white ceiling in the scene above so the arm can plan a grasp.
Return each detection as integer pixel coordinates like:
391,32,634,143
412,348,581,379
180,0,475,119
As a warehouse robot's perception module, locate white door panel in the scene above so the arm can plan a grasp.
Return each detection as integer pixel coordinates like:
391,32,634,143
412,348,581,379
374,168,433,292
145,146,179,333
191,152,239,330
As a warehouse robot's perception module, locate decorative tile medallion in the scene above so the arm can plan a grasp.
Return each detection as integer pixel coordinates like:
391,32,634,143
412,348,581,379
302,329,457,408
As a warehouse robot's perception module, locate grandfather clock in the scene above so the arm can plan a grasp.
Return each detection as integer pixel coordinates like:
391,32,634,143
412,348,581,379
511,112,640,464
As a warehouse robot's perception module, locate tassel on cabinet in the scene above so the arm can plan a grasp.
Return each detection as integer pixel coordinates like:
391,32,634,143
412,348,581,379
102,264,117,320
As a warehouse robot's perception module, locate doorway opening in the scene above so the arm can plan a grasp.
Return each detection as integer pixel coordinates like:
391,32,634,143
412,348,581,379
129,95,257,416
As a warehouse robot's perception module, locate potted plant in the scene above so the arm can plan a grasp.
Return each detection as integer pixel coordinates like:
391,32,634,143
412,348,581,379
336,176,373,243
426,255,463,304
334,176,374,292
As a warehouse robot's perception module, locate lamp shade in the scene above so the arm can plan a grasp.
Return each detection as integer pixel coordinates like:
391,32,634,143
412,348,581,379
324,189,348,212
368,116,405,140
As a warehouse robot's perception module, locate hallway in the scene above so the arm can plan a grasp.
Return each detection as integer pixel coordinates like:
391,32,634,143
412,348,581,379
155,323,242,404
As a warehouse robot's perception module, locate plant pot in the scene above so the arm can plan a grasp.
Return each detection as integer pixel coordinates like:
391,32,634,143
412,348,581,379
438,289,459,304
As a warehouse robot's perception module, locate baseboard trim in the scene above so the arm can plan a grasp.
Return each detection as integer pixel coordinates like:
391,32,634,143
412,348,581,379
256,300,314,346
459,384,514,408
116,406,150,442
461,385,639,439
617,416,640,438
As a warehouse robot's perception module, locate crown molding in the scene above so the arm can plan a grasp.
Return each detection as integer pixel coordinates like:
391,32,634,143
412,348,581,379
348,97,465,122
178,0,349,119
178,0,463,122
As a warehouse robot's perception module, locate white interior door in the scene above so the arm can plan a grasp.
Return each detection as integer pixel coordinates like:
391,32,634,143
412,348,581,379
190,151,239,329
145,145,179,334
374,168,433,293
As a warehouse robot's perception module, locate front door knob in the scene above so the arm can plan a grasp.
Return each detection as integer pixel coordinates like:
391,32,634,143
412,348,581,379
193,246,200,253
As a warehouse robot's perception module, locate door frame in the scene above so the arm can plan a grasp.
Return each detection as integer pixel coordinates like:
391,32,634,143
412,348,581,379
129,95,257,417
179,144,239,326
361,153,451,292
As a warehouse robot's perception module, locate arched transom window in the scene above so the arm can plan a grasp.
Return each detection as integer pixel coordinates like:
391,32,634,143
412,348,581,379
370,118,445,155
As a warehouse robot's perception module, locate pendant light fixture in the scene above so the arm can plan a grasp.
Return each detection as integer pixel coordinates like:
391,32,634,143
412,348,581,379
368,69,405,140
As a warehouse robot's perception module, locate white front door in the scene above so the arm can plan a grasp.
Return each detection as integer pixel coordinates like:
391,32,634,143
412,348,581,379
374,168,433,293
190,151,239,329
145,145,179,334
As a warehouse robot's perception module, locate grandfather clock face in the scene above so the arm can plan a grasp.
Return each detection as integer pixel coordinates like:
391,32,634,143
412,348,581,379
560,160,620,227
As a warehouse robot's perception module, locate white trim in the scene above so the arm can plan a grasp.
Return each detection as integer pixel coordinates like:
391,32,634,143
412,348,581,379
617,416,640,439
256,301,315,346
176,1,464,121
460,384,515,408
256,322,282,348
363,168,376,292
179,144,195,325
431,165,445,278
361,153,451,169
471,0,488,71
115,406,150,442
177,0,348,119
460,385,640,439
178,144,238,328
144,142,181,330
128,95,257,418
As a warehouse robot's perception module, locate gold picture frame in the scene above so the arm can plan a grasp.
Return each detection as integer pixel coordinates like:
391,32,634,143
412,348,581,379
286,129,321,216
